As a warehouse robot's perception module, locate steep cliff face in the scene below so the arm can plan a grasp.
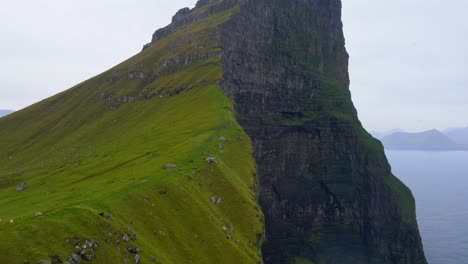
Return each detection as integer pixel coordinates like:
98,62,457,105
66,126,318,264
220,0,427,263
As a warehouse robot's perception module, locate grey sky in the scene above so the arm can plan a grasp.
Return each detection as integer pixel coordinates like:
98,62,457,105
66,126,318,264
1,0,467,131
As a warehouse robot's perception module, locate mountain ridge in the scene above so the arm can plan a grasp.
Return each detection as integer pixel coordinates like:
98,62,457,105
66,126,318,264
374,128,468,151
0,109,14,118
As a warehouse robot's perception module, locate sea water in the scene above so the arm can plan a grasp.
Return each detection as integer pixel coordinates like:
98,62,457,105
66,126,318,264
386,151,468,264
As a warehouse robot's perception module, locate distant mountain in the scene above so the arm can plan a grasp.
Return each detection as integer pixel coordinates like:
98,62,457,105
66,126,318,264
0,109,14,118
382,129,466,151
370,129,404,139
445,126,468,148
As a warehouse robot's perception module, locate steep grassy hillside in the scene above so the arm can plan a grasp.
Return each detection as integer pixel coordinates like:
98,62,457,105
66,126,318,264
0,2,263,263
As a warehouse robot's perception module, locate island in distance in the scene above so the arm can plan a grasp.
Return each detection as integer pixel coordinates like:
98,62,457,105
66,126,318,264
0,109,14,118
374,128,468,151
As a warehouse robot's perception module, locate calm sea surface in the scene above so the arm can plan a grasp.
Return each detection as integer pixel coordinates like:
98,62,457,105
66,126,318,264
386,151,468,264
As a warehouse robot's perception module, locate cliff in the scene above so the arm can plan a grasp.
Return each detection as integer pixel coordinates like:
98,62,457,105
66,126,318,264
0,0,426,263
219,0,426,263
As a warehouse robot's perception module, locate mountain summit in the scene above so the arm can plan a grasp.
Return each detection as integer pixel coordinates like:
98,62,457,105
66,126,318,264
382,129,466,151
0,0,426,263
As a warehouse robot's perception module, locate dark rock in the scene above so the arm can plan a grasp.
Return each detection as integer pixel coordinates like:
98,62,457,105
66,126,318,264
128,247,139,254
16,182,27,191
219,0,427,263
172,7,191,23
159,189,167,195
127,71,145,80
79,251,95,261
65,253,81,264
195,0,212,8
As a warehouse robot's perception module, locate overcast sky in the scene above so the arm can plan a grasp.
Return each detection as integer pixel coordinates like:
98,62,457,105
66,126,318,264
0,0,466,131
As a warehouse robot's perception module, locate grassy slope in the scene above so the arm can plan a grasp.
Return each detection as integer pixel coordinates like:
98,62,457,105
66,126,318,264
0,3,263,263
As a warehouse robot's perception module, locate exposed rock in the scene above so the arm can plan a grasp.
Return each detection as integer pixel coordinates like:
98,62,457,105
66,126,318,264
80,251,95,261
39,261,52,264
165,163,177,169
210,196,222,204
150,256,156,262
128,247,139,254
205,157,217,164
172,7,191,23
65,253,81,264
218,136,226,141
16,182,27,191
34,212,43,217
84,239,99,250
134,254,141,264
127,71,145,80
122,234,130,242
159,189,168,195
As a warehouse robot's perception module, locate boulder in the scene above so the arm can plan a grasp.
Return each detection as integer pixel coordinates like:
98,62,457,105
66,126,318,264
16,182,27,191
134,254,141,264
205,157,217,163
210,196,222,204
128,247,139,254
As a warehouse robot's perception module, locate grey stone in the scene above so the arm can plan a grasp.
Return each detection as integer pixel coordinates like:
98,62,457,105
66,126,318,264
66,253,81,264
165,163,177,169
210,196,222,204
205,157,217,163
80,252,95,261
134,254,141,264
16,182,27,191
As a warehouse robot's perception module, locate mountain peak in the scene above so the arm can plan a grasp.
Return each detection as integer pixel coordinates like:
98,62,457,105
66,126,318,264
382,129,465,151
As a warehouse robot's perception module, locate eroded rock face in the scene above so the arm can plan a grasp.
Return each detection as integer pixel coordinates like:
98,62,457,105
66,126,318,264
219,0,427,263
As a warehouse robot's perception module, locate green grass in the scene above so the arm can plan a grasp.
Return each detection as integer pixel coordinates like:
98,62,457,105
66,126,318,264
0,3,263,263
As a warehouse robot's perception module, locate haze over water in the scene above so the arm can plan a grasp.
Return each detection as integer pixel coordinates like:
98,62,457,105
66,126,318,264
386,151,468,264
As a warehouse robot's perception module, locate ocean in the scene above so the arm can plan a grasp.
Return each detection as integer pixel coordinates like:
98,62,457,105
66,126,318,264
386,151,468,264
